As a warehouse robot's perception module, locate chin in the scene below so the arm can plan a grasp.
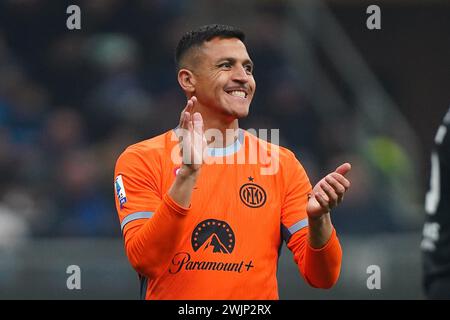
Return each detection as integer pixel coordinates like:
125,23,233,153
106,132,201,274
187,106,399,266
224,105,249,120
234,109,250,119
216,99,251,120
227,101,251,118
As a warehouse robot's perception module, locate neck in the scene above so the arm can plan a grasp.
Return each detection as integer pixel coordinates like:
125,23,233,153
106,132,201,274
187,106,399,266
191,100,241,148
204,119,240,149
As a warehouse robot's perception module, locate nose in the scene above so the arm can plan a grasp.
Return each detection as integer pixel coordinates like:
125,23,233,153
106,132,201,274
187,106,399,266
231,65,249,83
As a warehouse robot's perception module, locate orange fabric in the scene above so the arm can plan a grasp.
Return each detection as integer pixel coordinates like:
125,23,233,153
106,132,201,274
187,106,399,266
287,227,342,289
114,129,342,299
123,193,190,279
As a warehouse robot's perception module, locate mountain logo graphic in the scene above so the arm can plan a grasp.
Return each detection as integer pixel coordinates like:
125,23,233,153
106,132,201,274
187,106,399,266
191,219,235,254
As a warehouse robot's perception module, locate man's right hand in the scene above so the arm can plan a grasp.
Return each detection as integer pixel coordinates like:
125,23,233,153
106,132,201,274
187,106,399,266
177,96,206,177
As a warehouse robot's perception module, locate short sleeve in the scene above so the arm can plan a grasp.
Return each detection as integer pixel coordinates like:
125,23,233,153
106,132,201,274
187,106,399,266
280,152,313,243
114,148,163,232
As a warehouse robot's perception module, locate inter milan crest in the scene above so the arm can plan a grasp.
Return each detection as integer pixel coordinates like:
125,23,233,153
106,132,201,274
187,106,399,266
239,176,267,208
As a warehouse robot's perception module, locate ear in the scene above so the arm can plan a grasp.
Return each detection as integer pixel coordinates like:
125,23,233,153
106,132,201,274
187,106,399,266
177,68,196,94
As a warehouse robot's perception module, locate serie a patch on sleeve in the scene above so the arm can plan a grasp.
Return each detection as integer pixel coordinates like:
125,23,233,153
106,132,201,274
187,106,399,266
115,175,127,209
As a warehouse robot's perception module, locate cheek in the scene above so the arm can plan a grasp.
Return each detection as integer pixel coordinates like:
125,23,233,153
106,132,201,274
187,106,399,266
200,83,223,106
204,74,223,94
250,78,256,93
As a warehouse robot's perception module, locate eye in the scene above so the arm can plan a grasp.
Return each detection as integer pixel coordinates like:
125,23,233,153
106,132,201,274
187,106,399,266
219,62,232,69
244,64,253,74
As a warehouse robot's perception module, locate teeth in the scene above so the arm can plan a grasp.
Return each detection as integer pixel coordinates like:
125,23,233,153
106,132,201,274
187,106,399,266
229,91,246,98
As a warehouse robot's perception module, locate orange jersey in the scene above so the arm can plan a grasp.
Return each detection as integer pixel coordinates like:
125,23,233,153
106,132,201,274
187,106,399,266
114,129,342,299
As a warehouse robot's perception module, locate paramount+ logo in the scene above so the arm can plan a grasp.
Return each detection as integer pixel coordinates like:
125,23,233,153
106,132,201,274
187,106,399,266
192,219,235,254
169,219,255,274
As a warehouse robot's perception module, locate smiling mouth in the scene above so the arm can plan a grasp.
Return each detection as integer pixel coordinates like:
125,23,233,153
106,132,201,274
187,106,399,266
225,90,248,99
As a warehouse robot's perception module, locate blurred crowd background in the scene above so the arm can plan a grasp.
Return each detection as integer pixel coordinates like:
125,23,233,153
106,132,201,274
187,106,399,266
0,0,449,298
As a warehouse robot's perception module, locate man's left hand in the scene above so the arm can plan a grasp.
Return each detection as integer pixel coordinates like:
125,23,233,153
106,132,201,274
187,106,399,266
306,163,351,219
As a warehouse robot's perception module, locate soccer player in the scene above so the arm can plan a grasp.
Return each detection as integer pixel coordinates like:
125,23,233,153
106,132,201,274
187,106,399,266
114,24,351,299
422,106,450,299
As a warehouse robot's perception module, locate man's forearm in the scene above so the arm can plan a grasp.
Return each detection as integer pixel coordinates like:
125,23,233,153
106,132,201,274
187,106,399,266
123,165,199,279
168,165,199,208
308,212,333,248
123,192,189,279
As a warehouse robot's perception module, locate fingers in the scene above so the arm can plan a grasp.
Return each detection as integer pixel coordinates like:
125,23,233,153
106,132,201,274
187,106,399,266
310,163,351,215
181,111,190,130
191,112,204,165
179,100,192,127
178,96,206,168
334,162,351,176
314,192,330,212
320,181,338,208
330,172,351,190
317,172,350,210
179,96,196,128
189,96,197,111
325,176,346,195
182,97,201,135
185,96,196,113
192,112,203,135
187,112,194,132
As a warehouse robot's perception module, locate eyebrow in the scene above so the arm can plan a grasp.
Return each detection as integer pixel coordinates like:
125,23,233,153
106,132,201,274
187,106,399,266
216,57,254,68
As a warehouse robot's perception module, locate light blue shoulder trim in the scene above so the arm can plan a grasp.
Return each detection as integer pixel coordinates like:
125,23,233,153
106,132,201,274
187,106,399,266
121,211,154,231
281,218,309,243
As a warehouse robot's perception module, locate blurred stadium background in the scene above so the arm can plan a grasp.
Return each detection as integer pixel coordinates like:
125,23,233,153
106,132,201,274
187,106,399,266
0,0,449,299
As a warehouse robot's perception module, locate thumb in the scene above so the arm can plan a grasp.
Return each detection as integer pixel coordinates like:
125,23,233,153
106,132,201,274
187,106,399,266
335,163,352,176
